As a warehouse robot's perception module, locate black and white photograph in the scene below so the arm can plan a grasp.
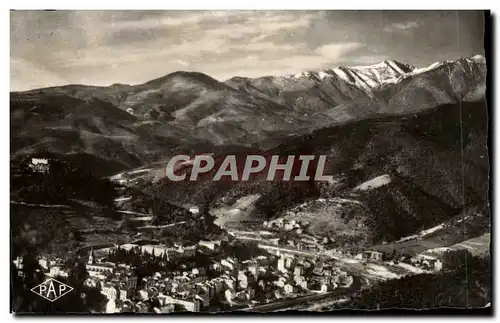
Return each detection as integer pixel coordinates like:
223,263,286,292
9,9,491,314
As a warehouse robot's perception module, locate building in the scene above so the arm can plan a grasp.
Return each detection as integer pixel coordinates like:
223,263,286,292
223,277,236,290
210,261,221,271
412,255,443,271
363,250,384,262
87,262,116,276
298,280,308,290
87,248,116,276
195,292,210,308
48,266,69,278
224,289,236,305
248,264,258,278
294,265,304,277
124,273,138,290
181,245,197,257
38,258,50,270
269,238,280,246
256,255,270,266
29,158,50,173
237,271,248,289
277,256,286,273
198,240,221,251
138,289,149,300
221,257,237,270
102,284,118,301
283,284,297,294
117,288,132,301
236,290,251,302
164,295,201,312
285,257,294,269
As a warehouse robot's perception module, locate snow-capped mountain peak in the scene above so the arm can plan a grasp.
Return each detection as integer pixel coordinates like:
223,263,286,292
289,60,415,92
286,55,485,95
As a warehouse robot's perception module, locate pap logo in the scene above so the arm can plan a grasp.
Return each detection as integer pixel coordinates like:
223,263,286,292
31,278,74,302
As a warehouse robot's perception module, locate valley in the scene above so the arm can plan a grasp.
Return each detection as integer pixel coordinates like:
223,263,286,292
10,55,490,312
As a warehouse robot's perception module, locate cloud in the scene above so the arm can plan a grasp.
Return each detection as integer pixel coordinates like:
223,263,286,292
11,11,322,88
10,11,483,91
315,42,364,59
10,58,68,91
383,21,420,33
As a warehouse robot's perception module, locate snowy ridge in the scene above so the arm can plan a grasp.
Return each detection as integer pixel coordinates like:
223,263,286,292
288,55,485,92
354,174,391,191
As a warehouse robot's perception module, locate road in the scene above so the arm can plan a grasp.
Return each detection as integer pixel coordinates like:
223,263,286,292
241,276,361,312
232,230,404,283
10,200,70,208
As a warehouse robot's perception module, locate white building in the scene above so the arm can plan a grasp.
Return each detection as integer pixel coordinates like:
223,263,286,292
102,284,118,301
284,284,296,294
48,266,69,278
221,258,237,270
29,158,50,173
277,256,286,273
198,240,221,250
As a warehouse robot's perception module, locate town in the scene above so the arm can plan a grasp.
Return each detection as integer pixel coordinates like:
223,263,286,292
11,157,448,313
13,212,444,313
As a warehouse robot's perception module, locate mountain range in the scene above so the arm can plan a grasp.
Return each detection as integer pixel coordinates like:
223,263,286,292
11,55,487,176
10,54,489,249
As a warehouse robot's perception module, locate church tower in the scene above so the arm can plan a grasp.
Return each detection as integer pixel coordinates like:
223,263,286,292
88,247,95,265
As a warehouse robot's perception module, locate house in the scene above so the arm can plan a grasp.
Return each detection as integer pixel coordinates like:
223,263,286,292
255,256,269,267
29,158,50,173
274,278,285,288
210,261,221,271
412,255,443,271
117,288,133,301
269,238,280,246
195,292,210,308
363,250,384,262
285,257,294,269
277,256,286,273
224,288,236,304
247,264,258,278
236,290,250,302
102,284,118,300
210,278,225,294
38,258,50,270
294,264,305,277
198,240,221,251
283,284,296,294
221,257,237,270
138,289,149,300
237,271,248,289
48,266,69,278
223,277,236,290
169,297,201,312
298,280,308,290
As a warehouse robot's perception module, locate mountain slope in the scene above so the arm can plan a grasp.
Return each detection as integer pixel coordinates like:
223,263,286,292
10,56,487,176
147,99,488,246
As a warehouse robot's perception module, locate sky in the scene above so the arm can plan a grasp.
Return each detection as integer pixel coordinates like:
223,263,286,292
10,10,485,91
